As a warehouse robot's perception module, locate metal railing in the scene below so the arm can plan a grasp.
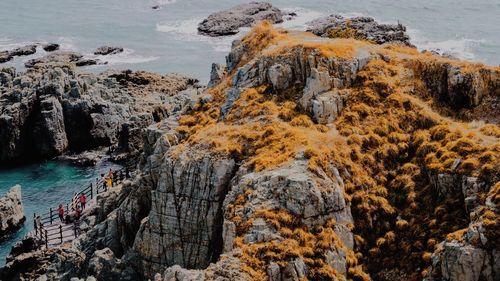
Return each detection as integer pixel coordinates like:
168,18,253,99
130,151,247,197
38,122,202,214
30,167,131,249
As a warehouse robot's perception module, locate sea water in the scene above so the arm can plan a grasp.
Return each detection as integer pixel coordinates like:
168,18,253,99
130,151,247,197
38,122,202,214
0,0,498,82
0,0,499,265
0,161,121,264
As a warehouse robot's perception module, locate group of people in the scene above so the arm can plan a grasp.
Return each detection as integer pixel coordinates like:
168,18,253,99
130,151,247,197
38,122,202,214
34,168,130,231
100,168,130,191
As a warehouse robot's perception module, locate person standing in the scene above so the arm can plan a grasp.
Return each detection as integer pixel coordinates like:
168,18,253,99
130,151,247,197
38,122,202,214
58,204,65,223
79,193,87,209
75,206,81,221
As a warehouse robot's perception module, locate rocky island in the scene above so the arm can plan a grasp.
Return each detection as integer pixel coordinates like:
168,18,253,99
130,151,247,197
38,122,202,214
0,4,499,281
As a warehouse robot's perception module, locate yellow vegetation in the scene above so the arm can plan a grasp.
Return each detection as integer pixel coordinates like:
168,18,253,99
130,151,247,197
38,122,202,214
169,22,499,281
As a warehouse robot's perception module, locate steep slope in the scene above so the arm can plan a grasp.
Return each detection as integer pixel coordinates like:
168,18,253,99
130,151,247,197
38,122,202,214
147,22,498,281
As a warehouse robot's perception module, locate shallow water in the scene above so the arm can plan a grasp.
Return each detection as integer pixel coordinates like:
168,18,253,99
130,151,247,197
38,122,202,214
0,0,498,82
0,161,121,264
0,0,499,266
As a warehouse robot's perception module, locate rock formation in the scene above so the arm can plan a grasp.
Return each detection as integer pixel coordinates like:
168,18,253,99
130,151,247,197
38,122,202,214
0,185,25,240
1,20,499,281
42,43,60,52
94,46,124,56
307,14,412,46
0,65,199,165
198,2,288,36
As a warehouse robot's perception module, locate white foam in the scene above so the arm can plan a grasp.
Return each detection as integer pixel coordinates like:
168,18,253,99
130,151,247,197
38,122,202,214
92,48,158,65
408,28,484,61
279,7,325,30
156,18,238,53
154,0,176,6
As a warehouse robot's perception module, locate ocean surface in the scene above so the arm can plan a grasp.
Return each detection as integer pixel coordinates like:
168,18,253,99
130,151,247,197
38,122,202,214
0,0,499,265
0,0,499,82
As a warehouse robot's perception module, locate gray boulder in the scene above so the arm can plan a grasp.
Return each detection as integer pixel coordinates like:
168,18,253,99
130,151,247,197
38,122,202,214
307,14,412,46
43,43,60,52
0,185,25,239
198,2,286,37
94,46,124,56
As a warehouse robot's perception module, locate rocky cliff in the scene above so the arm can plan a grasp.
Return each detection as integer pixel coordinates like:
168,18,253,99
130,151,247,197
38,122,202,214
0,65,199,165
1,21,499,281
0,185,25,240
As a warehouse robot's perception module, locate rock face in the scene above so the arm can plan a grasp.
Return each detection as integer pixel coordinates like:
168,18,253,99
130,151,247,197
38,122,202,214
307,14,412,46
132,152,237,274
198,2,286,36
94,46,124,56
0,65,199,165
0,185,25,239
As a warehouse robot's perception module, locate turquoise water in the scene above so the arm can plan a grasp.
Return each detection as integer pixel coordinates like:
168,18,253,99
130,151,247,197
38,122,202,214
0,161,121,264
0,0,498,82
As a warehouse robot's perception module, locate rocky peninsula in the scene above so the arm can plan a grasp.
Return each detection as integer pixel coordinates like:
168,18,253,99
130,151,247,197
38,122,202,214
0,7,499,281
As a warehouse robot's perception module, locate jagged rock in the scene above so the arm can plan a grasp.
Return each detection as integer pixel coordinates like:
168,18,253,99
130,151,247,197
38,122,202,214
132,151,237,277
0,51,13,63
94,46,124,56
34,96,69,157
57,150,105,167
160,254,250,281
428,242,496,281
75,59,99,67
198,2,286,36
25,52,83,68
43,43,60,52
208,63,226,87
9,44,37,57
86,248,123,280
6,236,41,263
307,14,412,46
0,185,25,239
0,66,199,165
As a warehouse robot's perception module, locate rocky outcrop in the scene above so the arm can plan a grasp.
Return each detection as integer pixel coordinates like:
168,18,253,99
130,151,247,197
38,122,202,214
0,44,38,64
132,151,237,275
43,43,60,52
0,185,25,239
94,46,124,56
9,45,37,57
307,14,412,46
24,52,83,68
198,2,287,36
0,65,199,165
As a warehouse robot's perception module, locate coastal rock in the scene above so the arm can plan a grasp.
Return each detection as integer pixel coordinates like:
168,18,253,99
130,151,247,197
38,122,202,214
0,51,13,63
198,2,286,37
43,43,60,52
25,51,83,68
94,46,124,56
9,44,37,57
132,151,237,276
307,14,412,46
0,66,199,164
208,63,226,87
0,185,25,239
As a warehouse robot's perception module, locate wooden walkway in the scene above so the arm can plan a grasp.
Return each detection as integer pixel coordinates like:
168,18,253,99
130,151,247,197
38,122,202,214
26,169,129,249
